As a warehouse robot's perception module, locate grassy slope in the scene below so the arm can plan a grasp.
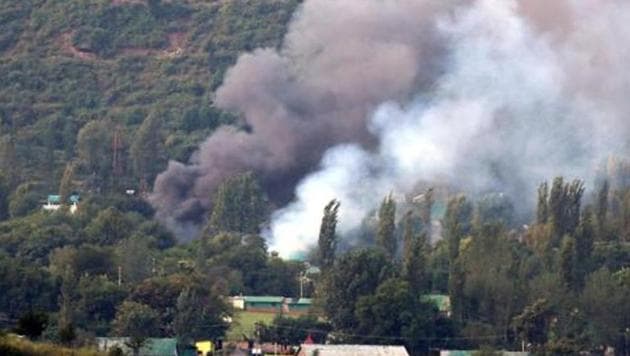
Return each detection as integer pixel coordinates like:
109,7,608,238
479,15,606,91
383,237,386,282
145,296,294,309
227,311,278,341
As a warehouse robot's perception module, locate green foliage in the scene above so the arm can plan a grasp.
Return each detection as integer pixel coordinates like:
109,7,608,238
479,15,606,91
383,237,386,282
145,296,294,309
318,199,340,270
14,311,49,340
512,298,553,349
9,182,42,218
0,173,10,221
537,181,549,224
580,268,630,347
318,248,395,333
376,195,397,259
173,286,230,343
0,0,297,201
402,211,427,292
75,275,127,335
49,245,115,279
459,224,523,340
129,111,164,183
474,193,514,226
0,333,103,356
547,177,584,245
260,315,331,346
0,254,59,319
444,195,472,324
112,301,159,338
444,195,473,262
76,120,113,181
207,172,269,234
355,278,440,353
559,235,576,291
85,208,133,245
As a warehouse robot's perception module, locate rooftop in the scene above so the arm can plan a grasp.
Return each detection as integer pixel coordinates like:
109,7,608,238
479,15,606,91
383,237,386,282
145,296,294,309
243,296,284,303
299,344,409,356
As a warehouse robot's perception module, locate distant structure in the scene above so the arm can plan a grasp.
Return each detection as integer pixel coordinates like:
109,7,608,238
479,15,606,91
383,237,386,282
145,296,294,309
298,344,409,356
43,194,80,214
229,296,312,314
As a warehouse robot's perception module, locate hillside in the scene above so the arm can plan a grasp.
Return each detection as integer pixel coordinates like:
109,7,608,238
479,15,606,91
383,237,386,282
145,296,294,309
0,0,299,198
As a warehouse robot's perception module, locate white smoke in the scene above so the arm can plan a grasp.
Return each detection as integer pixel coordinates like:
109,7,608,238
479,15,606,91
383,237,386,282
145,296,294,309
269,0,627,257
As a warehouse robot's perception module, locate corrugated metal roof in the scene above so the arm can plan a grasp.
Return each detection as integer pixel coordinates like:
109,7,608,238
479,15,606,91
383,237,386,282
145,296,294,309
96,337,180,355
244,296,284,303
299,344,409,356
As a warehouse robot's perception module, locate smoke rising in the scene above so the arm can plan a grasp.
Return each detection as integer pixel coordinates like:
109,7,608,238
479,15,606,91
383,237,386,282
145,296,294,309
152,0,630,255
267,0,630,257
151,0,459,237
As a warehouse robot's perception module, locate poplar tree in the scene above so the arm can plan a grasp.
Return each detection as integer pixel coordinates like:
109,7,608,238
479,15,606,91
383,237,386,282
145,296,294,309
208,172,268,234
548,177,584,246
575,208,595,289
559,235,576,291
377,194,397,259
595,180,609,239
420,188,434,237
130,112,163,184
402,211,426,291
444,195,472,323
58,161,76,205
537,181,549,224
318,199,340,270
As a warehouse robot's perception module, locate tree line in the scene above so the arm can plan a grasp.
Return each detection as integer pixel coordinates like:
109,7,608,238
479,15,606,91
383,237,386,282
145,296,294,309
312,175,629,354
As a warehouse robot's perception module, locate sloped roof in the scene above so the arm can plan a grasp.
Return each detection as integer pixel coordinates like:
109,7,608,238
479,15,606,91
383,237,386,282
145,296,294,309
296,298,312,304
47,194,80,204
244,296,284,303
299,344,409,356
96,337,181,355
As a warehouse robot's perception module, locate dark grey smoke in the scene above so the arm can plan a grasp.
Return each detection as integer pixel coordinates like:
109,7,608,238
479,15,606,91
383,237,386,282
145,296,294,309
151,0,461,236
153,0,630,249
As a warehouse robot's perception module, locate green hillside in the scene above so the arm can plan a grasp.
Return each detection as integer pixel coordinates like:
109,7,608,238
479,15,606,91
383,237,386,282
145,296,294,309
0,0,299,196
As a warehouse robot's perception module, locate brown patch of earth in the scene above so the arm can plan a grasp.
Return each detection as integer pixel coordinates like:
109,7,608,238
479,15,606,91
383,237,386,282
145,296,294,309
59,32,97,60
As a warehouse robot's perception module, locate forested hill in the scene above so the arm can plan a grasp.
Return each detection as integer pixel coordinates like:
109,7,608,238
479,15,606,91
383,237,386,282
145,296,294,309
0,0,303,344
0,0,299,197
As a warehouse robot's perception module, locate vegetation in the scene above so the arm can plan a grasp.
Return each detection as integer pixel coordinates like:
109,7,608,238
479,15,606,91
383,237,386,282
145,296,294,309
0,333,103,356
0,0,629,355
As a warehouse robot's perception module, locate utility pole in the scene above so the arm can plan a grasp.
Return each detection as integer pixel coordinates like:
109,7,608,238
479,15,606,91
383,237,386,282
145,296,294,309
117,266,122,286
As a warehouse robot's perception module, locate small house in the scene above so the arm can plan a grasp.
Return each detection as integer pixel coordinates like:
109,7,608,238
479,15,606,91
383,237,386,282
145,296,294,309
96,337,197,356
42,194,80,214
244,296,285,311
43,195,61,211
285,298,312,313
230,296,313,313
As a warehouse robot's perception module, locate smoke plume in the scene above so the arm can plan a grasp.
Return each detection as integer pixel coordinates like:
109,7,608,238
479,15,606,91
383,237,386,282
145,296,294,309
153,0,630,255
151,0,460,237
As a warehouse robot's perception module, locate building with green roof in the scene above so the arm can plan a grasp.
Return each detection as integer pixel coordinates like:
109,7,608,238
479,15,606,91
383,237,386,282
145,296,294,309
97,337,197,356
230,296,313,313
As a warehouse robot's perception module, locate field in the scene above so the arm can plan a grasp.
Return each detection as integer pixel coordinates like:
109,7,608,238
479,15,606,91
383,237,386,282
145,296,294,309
226,311,287,341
